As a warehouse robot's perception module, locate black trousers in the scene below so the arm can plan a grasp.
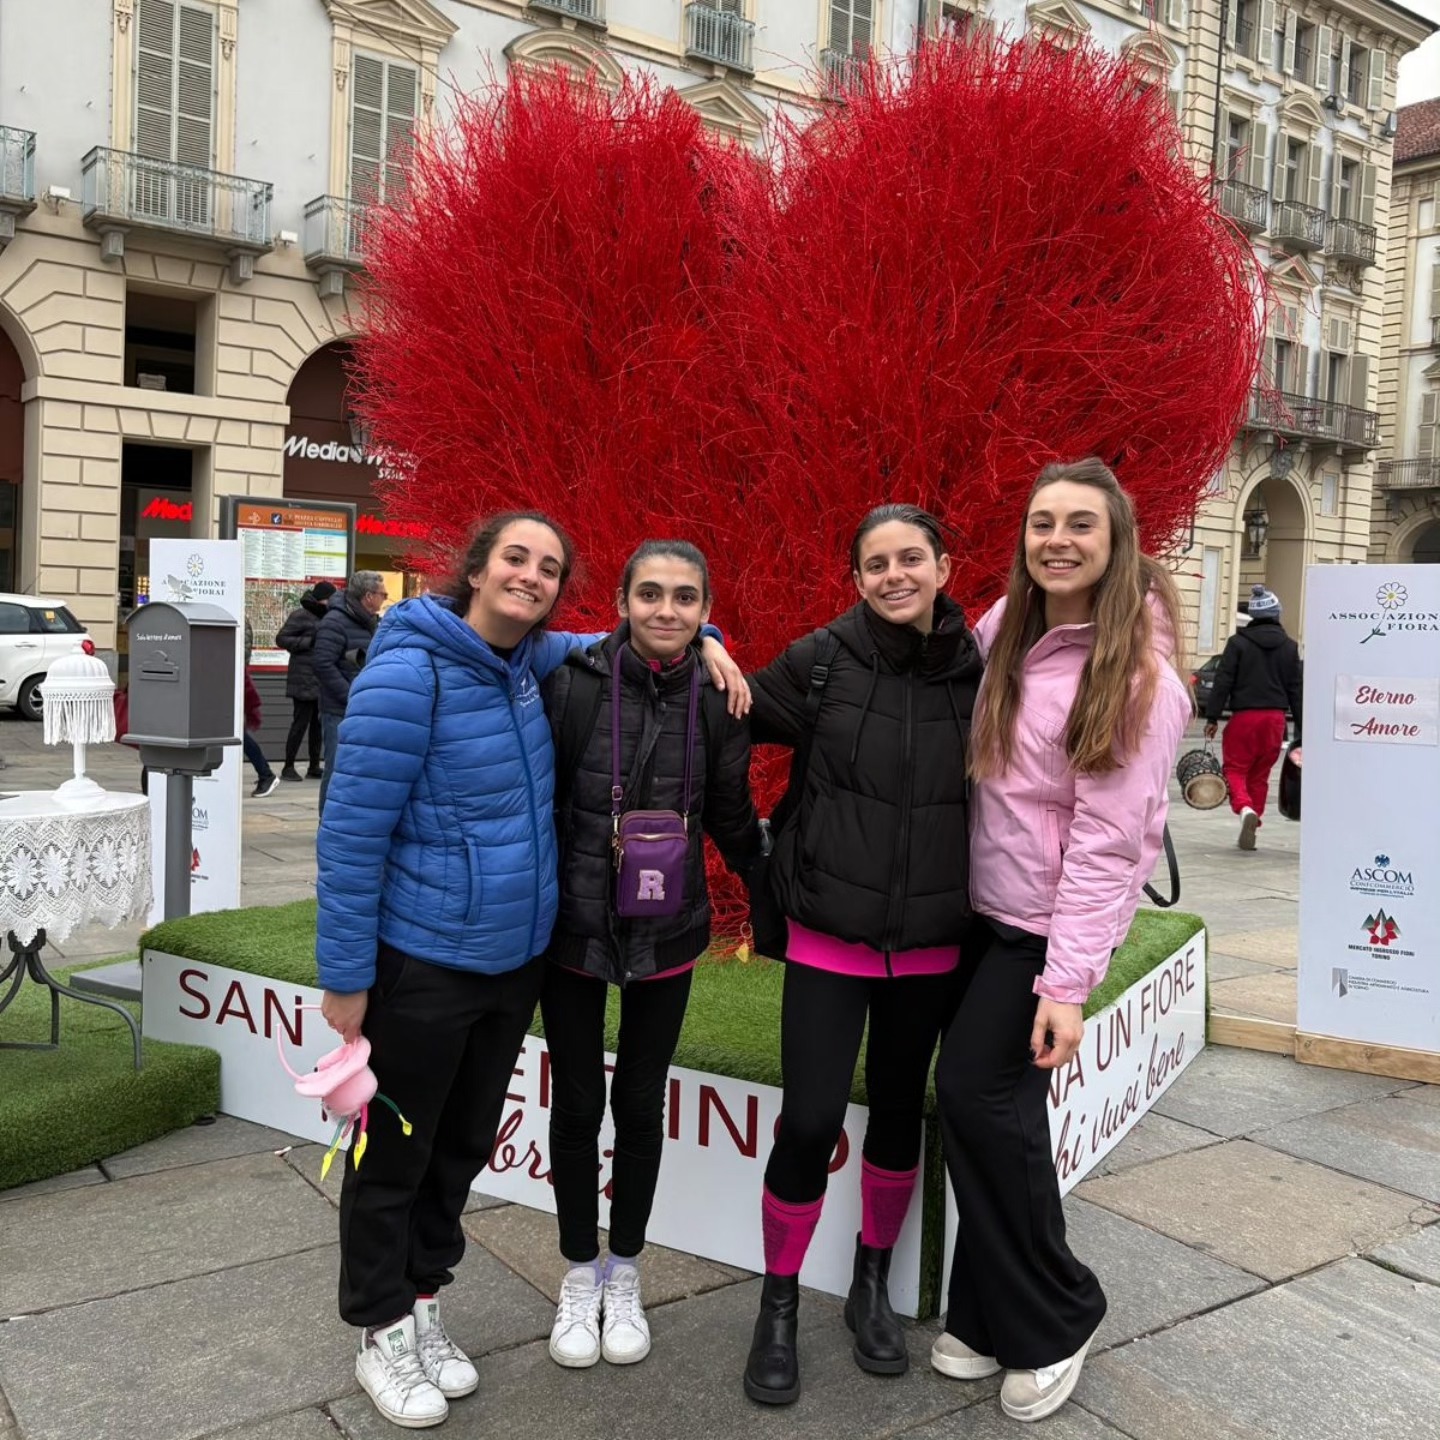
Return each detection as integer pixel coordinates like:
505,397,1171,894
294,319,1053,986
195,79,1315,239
540,962,693,1262
338,943,543,1327
935,922,1106,1369
763,962,955,1205
285,698,322,768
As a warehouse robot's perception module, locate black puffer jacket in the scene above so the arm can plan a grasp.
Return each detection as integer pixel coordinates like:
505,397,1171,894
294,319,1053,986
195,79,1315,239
751,595,982,953
1206,616,1303,740
543,627,761,984
275,593,330,702
313,594,379,715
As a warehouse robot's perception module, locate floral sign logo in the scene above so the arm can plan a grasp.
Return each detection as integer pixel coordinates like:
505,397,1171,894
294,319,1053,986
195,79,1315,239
187,553,206,578
1376,582,1407,611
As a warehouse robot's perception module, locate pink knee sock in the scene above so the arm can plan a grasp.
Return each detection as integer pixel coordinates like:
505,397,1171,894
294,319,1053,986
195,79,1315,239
860,1159,918,1250
761,1188,824,1276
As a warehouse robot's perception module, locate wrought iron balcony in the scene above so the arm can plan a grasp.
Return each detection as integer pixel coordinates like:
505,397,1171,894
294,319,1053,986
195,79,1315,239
1269,199,1326,251
1243,388,1379,450
81,148,273,277
821,47,867,94
1218,179,1269,233
1326,216,1377,266
685,3,755,72
304,196,369,270
0,126,36,250
528,0,604,25
1376,458,1439,490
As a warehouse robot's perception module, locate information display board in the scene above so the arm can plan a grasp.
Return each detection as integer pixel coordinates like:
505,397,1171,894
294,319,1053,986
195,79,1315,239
1298,566,1439,1065
219,498,355,669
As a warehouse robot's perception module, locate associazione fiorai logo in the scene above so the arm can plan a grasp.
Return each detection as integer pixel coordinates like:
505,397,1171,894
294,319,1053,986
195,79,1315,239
1329,581,1440,643
1349,853,1415,899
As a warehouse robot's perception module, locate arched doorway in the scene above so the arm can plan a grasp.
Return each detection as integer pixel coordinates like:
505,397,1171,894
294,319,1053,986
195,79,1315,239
1407,519,1440,564
1239,469,1309,627
0,323,24,591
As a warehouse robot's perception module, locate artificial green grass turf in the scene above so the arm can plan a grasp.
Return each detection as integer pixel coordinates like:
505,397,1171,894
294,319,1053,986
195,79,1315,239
0,960,221,1192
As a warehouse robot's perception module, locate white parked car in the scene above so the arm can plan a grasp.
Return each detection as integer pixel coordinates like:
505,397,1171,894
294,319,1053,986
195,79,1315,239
0,594,95,720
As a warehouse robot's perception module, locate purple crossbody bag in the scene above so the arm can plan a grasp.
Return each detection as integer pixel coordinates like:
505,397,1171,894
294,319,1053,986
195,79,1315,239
611,650,700,921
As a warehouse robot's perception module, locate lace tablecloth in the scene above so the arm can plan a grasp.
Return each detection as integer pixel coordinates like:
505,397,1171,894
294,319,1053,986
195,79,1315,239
0,792,153,947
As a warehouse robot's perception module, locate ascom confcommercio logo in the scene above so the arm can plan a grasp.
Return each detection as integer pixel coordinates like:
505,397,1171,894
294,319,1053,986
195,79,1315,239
1349,854,1415,900
1329,581,1440,644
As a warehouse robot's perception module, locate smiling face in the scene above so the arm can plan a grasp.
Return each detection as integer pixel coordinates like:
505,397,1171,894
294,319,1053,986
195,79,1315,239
1024,480,1114,624
464,519,566,647
853,520,951,633
619,556,711,664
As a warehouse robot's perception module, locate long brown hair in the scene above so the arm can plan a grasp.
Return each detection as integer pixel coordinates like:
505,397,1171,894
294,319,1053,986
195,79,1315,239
438,510,576,628
970,459,1184,779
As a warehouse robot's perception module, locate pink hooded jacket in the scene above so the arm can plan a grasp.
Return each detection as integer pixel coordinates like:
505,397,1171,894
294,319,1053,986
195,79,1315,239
969,597,1191,1005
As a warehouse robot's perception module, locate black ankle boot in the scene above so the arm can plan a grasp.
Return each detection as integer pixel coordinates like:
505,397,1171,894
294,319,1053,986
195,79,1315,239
843,1234,908,1375
744,1273,800,1405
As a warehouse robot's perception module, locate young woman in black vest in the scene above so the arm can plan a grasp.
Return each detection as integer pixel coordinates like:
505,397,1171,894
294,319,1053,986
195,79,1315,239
742,504,983,1405
540,540,761,1372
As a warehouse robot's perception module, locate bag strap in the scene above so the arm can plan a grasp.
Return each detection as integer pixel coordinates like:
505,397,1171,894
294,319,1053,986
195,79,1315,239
611,648,701,827
1142,824,1181,908
770,627,841,832
552,661,604,812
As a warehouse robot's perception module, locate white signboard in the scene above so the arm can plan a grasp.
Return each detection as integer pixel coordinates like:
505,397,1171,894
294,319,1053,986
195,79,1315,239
142,951,927,1314
146,540,245,919
941,933,1206,1292
1300,569,1440,1055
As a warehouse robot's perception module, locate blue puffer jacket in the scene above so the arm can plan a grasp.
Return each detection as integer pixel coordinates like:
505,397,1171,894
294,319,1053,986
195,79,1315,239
315,595,601,992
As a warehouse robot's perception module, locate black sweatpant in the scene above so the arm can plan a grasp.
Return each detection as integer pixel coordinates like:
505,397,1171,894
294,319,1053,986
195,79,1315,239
285,698,322,769
935,921,1106,1369
540,963,693,1262
763,962,956,1204
338,943,543,1327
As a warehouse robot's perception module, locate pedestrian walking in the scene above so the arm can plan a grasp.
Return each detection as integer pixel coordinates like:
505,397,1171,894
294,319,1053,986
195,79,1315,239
242,669,279,798
313,572,387,814
741,504,983,1406
932,459,1190,1423
274,580,336,781
1204,583,1303,851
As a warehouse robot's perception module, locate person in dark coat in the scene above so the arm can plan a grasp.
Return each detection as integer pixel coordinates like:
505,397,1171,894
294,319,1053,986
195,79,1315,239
275,580,337,781
741,504,983,1406
313,571,387,813
1204,583,1303,851
540,540,759,1372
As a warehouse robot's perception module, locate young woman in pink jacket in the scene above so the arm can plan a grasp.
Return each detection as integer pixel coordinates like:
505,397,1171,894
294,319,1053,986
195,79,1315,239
931,458,1190,1424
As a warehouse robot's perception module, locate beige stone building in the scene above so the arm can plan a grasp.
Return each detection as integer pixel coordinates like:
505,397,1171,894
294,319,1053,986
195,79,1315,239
1371,98,1440,564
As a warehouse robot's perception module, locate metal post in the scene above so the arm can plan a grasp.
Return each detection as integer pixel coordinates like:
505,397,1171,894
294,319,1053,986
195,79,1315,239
164,771,194,920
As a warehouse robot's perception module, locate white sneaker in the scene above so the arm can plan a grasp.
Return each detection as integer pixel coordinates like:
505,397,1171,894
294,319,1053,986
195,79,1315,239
1238,807,1259,851
355,1315,448,1429
412,1296,479,1399
549,1264,603,1368
601,1263,652,1365
930,1330,1000,1380
1000,1332,1095,1423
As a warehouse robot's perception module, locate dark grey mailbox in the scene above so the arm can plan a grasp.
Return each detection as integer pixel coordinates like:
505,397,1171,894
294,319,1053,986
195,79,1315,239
125,601,239,747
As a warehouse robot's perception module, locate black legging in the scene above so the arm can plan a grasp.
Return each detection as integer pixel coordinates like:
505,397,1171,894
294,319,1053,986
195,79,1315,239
540,963,694,1263
763,962,956,1204
285,698,322,769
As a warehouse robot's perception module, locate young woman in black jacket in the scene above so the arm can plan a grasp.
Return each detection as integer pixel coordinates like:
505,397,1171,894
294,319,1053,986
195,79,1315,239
742,504,983,1406
540,540,760,1373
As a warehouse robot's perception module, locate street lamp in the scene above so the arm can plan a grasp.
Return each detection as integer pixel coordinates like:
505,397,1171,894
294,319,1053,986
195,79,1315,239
1244,504,1269,557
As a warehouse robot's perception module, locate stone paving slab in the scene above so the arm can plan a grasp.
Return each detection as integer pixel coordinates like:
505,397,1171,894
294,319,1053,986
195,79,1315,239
1207,971,1296,1025
1078,1258,1440,1440
278,1143,509,1216
330,1279,973,1440
102,1116,304,1180
1090,1113,1221,1177
899,1401,1132,1439
460,1197,749,1308
0,1242,553,1440
1253,1095,1440,1203
1150,1044,1408,1137
1075,1140,1437,1283
1367,1223,1440,1284
207,1413,339,1440
1207,926,1299,968
0,1153,338,1315
0,1166,106,1207
1403,1084,1440,1107
1206,952,1285,982
1062,1197,1263,1352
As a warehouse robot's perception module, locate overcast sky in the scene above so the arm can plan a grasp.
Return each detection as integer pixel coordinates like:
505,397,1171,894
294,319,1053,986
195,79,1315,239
1397,0,1440,105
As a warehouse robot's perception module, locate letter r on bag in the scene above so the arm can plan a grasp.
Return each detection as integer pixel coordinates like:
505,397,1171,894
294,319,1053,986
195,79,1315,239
637,870,666,902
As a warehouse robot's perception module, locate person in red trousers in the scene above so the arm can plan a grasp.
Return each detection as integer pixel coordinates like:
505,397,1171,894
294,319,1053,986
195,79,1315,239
1204,584,1302,850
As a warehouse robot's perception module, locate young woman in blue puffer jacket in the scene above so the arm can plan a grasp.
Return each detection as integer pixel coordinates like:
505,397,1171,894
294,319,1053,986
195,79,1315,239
315,511,744,1430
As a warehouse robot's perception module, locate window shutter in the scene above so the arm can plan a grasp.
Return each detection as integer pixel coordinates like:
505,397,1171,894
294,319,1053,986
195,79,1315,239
1339,35,1352,97
1257,0,1276,56
1165,0,1184,28
1225,1,1237,48
174,4,214,171
1271,131,1286,199
1262,337,1276,384
1429,261,1440,319
384,64,417,204
829,0,850,52
1248,121,1269,192
1217,103,1230,169
1282,12,1296,74
1315,25,1332,88
1330,156,1342,216
1296,344,1310,396
1419,392,1438,459
1358,162,1376,226
1305,141,1323,210
135,0,176,162
1348,352,1368,411
852,0,874,55
350,55,386,203
1367,49,1385,110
